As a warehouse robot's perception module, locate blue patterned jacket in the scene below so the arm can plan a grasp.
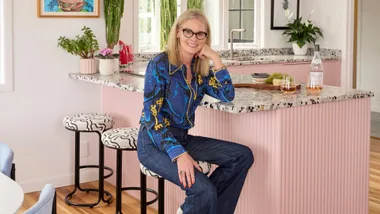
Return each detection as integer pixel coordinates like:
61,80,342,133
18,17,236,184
139,52,235,161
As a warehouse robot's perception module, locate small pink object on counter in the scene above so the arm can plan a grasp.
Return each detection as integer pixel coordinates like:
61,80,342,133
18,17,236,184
119,40,134,65
126,44,134,62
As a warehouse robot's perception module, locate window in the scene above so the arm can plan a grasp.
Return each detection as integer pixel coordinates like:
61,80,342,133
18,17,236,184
228,0,255,43
137,0,160,52
0,0,13,92
135,0,260,52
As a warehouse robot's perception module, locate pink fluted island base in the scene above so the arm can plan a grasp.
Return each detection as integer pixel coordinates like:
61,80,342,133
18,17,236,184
102,86,370,214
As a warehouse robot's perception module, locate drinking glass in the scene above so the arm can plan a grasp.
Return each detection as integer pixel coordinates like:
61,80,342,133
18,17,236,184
280,76,297,94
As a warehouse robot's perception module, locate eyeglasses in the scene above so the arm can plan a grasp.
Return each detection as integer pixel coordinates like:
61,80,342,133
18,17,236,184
180,28,208,40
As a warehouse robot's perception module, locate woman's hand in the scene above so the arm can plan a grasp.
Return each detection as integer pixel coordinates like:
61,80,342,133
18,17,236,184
196,44,218,60
196,44,224,70
176,153,202,188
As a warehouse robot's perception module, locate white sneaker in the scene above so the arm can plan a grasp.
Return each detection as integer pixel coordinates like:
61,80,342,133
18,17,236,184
177,207,183,214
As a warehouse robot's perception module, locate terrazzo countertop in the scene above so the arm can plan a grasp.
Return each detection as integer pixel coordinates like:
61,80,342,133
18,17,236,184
133,47,341,66
218,54,339,66
69,69,373,114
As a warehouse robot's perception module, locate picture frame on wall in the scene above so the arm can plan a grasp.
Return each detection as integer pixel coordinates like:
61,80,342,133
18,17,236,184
37,0,100,18
271,0,300,30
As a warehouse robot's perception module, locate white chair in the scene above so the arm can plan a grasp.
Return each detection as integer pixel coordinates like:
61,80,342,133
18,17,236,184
0,142,15,180
24,184,56,214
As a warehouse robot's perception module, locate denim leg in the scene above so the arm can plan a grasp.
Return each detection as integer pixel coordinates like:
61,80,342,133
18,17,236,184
183,135,254,214
137,127,218,214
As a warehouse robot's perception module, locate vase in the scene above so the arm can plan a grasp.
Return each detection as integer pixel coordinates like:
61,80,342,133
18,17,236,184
79,58,97,74
114,58,120,72
99,59,115,75
292,43,308,56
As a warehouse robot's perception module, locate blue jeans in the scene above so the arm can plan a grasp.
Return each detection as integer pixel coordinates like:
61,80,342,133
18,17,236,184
137,125,254,214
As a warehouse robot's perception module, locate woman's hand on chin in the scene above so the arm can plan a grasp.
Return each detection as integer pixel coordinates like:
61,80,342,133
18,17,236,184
196,44,217,60
196,44,224,69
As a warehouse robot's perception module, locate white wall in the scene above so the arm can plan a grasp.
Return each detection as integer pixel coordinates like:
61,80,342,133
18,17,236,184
0,0,133,193
357,0,380,112
300,0,347,50
260,0,291,48
260,0,348,50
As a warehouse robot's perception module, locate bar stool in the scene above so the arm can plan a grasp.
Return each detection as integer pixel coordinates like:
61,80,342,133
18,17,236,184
63,113,115,208
102,127,158,214
140,161,212,214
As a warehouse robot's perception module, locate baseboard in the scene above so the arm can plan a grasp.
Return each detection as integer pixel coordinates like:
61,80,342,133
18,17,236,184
20,170,99,193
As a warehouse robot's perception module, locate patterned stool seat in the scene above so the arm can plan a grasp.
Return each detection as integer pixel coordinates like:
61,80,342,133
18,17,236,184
140,161,212,179
102,127,138,149
63,113,114,132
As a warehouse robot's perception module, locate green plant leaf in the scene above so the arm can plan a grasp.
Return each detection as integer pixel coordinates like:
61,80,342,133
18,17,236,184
282,16,323,47
57,26,99,59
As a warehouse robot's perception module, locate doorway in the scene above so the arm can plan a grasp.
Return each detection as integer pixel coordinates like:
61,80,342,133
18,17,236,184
355,0,380,138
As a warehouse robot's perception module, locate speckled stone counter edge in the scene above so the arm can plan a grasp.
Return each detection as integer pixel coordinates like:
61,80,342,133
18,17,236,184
134,47,341,61
69,73,373,114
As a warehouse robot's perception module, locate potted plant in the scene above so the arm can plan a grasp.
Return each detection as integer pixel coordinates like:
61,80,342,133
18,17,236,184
104,0,124,49
97,48,117,75
57,26,99,74
282,17,323,56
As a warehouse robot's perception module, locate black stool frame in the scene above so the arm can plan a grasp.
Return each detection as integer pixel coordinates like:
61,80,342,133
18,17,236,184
65,129,114,208
140,175,165,214
113,147,159,214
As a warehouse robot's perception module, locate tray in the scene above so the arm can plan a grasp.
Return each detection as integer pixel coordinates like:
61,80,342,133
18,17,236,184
233,83,301,91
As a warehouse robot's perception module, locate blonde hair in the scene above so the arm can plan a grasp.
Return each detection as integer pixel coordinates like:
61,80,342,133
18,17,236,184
166,9,211,77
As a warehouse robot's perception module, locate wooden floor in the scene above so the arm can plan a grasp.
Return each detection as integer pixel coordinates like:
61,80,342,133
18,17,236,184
17,182,157,214
370,138,380,214
18,138,380,214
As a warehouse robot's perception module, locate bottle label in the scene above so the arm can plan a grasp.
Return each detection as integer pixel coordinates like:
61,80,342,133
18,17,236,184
309,72,323,87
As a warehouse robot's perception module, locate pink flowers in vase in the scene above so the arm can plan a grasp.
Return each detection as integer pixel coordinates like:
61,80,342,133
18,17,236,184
98,48,116,59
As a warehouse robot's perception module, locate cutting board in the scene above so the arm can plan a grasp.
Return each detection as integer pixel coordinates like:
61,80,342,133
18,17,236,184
233,83,301,91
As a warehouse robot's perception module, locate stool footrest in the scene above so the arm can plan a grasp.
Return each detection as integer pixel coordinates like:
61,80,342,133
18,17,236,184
121,186,159,205
65,188,113,208
79,165,114,179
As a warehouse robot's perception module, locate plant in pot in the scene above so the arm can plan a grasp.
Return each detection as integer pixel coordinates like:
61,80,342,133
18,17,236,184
104,0,124,49
282,16,323,56
97,48,117,75
57,26,99,74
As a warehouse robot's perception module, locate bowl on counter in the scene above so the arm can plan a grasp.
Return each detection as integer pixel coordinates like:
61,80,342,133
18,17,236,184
251,73,269,84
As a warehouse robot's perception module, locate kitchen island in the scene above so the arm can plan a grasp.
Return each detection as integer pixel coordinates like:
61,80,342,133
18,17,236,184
70,69,372,214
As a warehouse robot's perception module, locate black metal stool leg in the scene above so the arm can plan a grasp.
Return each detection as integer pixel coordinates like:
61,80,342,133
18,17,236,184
65,131,83,206
65,131,113,207
98,132,113,204
158,178,165,214
116,150,123,214
141,171,147,214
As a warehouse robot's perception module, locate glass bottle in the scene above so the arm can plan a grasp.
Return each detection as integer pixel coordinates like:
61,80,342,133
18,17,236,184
306,44,324,95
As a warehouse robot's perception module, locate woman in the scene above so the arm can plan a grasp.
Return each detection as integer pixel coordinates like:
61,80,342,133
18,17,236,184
137,9,254,214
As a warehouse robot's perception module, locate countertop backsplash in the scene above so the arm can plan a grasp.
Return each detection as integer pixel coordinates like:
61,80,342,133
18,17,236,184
133,47,341,61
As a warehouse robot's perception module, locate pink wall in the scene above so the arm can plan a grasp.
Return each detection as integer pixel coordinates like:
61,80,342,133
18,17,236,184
102,86,370,214
228,60,342,86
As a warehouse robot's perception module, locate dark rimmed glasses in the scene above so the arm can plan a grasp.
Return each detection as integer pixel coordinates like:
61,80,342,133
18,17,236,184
180,28,208,40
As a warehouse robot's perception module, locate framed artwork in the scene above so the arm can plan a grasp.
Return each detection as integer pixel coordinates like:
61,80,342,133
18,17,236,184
271,0,300,30
37,0,100,18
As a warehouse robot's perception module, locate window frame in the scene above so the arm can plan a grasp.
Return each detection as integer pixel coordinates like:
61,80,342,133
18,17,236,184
228,0,261,49
228,0,255,43
0,0,14,92
134,0,261,52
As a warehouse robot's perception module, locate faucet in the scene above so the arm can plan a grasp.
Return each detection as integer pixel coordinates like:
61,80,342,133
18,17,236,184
230,29,246,59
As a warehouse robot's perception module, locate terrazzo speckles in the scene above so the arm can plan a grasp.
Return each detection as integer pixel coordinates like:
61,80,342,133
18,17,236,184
134,48,341,65
69,72,373,114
